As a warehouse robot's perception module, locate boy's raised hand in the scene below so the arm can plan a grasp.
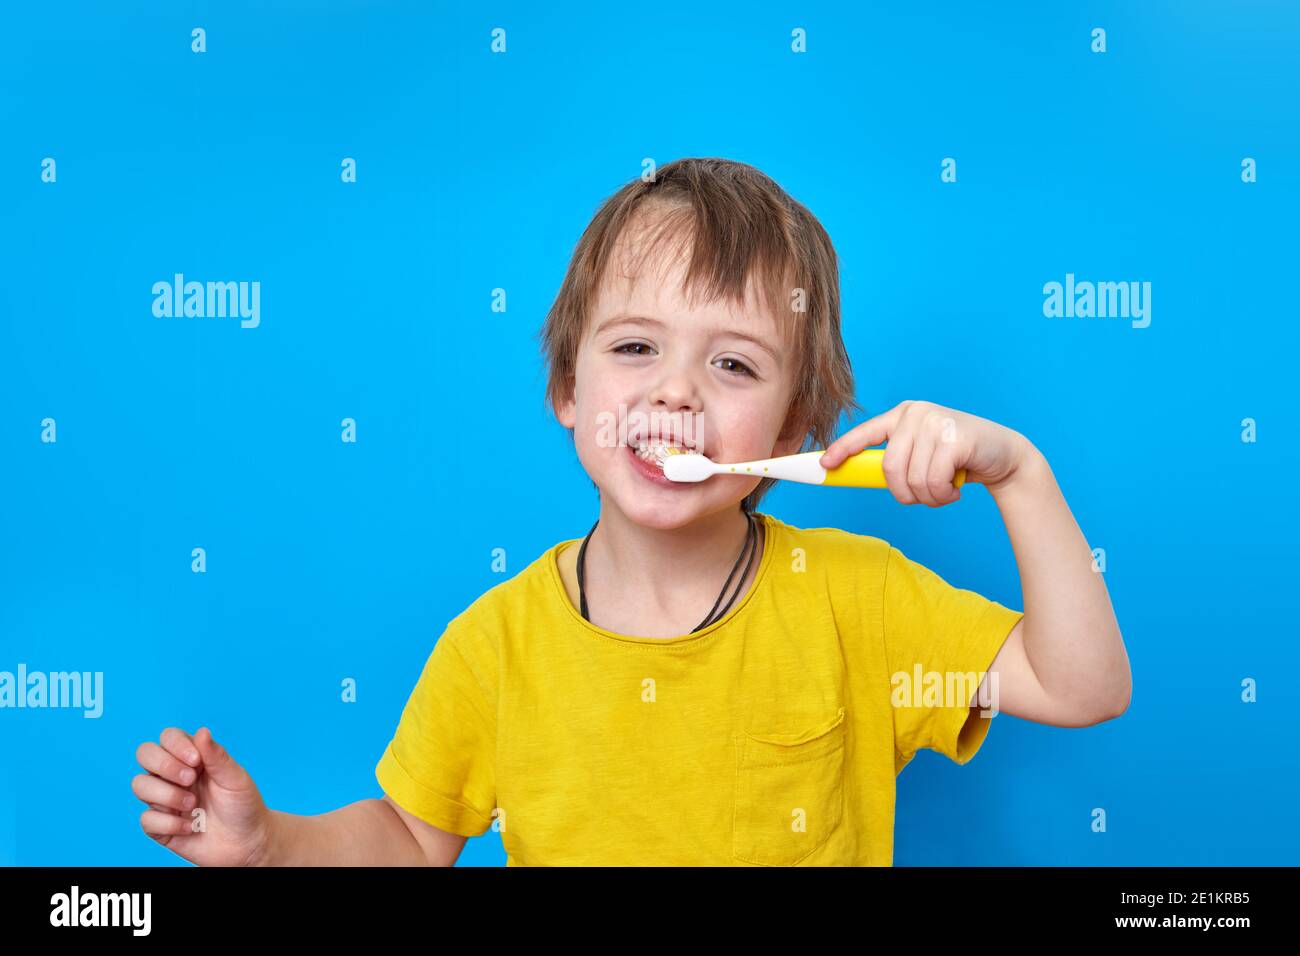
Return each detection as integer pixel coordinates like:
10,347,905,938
133,726,276,866
818,400,1032,507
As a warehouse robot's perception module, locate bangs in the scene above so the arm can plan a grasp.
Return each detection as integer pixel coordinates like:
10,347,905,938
586,200,805,360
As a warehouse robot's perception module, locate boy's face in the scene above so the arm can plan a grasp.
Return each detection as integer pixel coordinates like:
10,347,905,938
557,227,805,530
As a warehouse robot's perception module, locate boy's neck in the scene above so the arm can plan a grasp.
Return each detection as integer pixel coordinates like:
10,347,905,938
579,504,763,633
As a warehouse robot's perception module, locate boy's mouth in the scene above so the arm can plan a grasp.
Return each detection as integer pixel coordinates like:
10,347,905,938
632,439,704,468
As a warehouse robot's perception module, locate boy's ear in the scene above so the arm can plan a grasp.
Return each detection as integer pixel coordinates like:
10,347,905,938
554,379,577,429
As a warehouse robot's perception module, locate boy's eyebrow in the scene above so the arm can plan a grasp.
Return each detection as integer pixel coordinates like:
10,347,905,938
592,314,782,366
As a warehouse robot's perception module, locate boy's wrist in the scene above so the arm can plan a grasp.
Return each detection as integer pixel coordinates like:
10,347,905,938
252,810,293,867
985,435,1050,499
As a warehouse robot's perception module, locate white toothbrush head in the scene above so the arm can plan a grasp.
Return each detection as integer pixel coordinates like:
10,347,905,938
661,448,716,482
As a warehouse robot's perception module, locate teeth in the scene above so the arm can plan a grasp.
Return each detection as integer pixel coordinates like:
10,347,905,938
632,440,702,466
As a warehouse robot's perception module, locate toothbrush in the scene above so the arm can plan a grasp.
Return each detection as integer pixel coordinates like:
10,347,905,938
658,447,966,489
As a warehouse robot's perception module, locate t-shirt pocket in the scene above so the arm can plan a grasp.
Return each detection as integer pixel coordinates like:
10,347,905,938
732,705,847,866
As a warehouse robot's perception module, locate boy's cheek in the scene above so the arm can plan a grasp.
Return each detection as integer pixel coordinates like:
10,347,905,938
710,421,768,461
572,422,624,474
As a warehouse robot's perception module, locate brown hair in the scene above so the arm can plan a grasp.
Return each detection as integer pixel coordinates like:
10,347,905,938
538,157,861,513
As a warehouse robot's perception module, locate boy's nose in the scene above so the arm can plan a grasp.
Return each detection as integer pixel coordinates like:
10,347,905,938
647,353,707,408
648,372,702,413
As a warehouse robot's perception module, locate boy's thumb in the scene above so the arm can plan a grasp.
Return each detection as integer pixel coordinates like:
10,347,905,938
195,727,246,788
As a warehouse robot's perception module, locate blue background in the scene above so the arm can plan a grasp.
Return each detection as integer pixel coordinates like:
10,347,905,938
2,1,1296,866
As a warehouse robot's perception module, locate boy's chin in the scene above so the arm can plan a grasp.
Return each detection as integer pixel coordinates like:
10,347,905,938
604,492,697,529
605,486,741,532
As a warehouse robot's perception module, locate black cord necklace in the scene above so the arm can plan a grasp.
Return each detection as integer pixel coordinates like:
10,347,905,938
577,510,759,633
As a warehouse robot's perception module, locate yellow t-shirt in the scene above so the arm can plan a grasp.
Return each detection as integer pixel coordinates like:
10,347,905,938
375,510,1024,866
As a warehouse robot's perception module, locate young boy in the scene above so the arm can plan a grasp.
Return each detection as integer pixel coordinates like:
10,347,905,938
133,158,1131,866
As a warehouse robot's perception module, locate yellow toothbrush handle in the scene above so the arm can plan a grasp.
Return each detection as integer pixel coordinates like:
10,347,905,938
820,448,966,489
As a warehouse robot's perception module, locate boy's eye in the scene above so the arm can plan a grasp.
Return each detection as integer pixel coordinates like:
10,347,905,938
613,342,653,357
715,357,755,378
612,343,755,379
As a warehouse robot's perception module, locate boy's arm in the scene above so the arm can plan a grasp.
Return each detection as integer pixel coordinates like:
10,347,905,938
822,400,1131,731
978,441,1132,727
382,796,470,866
259,797,466,866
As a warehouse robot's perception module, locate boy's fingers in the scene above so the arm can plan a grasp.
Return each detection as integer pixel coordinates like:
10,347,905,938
820,402,910,469
132,772,198,813
908,432,940,506
882,433,919,505
161,727,202,768
821,425,879,469
926,443,962,505
194,727,248,790
140,808,196,837
136,740,198,787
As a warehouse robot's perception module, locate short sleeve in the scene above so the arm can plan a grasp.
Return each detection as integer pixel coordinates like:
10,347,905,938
375,619,498,837
882,545,1024,766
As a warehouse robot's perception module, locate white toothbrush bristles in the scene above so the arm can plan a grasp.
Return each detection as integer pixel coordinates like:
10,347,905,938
661,449,714,482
